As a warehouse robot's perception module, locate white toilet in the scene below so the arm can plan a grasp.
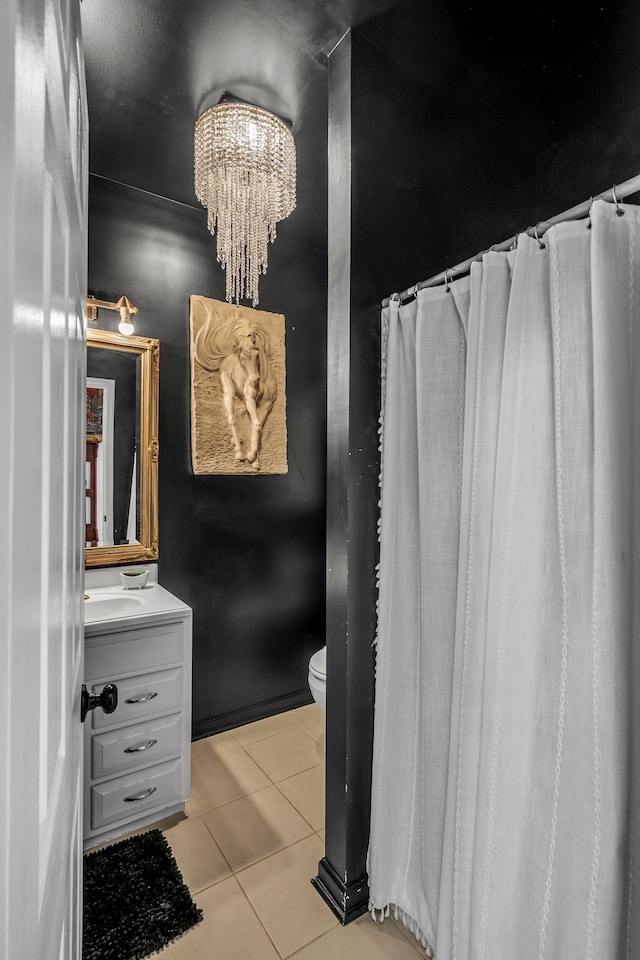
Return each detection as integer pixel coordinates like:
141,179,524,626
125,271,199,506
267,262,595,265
308,646,326,710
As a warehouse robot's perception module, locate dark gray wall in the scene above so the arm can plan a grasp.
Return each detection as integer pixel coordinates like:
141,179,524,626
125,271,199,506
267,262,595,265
88,170,328,737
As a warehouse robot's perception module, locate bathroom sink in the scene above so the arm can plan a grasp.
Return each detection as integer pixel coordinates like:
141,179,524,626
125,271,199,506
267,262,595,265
84,592,145,623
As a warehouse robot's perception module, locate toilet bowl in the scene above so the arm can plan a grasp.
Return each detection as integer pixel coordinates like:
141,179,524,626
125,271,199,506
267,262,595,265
308,646,326,710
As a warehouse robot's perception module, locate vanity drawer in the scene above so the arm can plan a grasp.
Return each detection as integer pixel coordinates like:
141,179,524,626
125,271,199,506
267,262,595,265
91,668,182,729
91,712,183,779
85,621,184,681
90,758,184,830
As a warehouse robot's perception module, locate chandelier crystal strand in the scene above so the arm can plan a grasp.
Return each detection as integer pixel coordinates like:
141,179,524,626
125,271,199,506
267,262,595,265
194,101,296,306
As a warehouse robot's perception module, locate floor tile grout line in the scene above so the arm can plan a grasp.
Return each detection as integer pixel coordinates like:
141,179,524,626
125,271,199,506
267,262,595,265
275,761,325,788
189,747,266,772
192,733,323,782
191,707,323,748
192,784,275,818
203,826,318,876
239,722,324,752
271,781,324,834
295,723,326,746
284,925,339,958
179,708,330,954
194,768,323,832
230,873,286,959
166,823,329,940
191,723,325,772
229,723,297,747
193,737,260,755
293,720,314,736
244,739,325,766
183,835,331,957
191,756,325,827
194,813,236,875
231,733,295,749
233,836,336,960
190,778,313,818
232,833,325,879
227,706,324,744
187,788,268,818
188,870,233,898
288,707,325,724
258,759,325,786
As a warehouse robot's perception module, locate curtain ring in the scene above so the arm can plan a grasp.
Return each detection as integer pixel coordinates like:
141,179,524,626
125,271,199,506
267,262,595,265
533,225,546,250
586,197,594,230
390,292,400,302
444,269,451,292
613,184,625,216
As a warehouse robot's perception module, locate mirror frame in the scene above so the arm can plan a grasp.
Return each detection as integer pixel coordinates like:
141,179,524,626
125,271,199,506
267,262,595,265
85,328,160,567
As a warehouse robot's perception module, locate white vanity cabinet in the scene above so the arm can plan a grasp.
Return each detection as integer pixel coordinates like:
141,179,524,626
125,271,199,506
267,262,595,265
83,584,192,849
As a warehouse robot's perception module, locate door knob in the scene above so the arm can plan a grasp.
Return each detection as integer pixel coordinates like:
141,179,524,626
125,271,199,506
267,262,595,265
80,682,118,723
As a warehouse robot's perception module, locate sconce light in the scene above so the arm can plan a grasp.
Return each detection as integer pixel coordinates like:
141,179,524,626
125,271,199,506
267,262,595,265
194,93,296,307
115,296,136,335
86,294,139,336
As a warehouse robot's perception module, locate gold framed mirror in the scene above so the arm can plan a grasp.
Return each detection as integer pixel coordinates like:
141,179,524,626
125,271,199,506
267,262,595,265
85,328,159,567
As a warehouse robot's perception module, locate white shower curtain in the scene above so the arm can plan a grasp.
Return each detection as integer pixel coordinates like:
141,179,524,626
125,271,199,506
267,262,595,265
369,199,640,960
370,283,468,954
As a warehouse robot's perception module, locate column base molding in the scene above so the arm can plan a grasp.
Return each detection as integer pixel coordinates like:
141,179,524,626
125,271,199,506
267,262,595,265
311,857,370,925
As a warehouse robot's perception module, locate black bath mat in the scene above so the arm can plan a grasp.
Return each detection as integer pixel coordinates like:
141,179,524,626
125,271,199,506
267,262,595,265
83,828,203,960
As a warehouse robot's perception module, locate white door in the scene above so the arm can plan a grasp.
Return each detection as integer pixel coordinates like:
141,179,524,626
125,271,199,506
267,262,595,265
0,0,88,958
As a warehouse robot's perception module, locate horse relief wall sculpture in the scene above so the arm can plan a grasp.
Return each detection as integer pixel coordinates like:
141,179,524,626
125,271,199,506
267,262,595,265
190,296,287,474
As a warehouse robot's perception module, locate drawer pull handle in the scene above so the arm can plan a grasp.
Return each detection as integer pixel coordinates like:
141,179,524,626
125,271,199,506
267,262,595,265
124,739,158,754
125,692,158,704
123,786,157,803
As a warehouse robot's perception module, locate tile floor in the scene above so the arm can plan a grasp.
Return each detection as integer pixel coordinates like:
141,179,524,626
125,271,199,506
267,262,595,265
154,703,426,958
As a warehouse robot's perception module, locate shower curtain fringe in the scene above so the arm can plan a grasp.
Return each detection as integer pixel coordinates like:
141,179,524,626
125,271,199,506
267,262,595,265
373,313,389,650
369,900,436,957
381,172,640,306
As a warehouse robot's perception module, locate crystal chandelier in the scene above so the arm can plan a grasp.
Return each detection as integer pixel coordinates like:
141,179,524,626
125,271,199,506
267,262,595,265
194,96,296,306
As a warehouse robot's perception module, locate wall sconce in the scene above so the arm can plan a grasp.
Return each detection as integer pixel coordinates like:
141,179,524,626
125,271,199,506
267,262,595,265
86,295,139,336
194,93,296,307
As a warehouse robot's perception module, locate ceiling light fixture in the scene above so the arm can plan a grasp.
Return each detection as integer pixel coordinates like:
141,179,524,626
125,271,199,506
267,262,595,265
86,294,139,336
194,94,296,307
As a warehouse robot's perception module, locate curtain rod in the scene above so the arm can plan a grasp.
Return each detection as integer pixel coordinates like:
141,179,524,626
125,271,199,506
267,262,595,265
381,173,640,308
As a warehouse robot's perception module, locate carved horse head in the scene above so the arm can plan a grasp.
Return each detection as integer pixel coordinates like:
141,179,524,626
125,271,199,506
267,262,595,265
234,331,260,388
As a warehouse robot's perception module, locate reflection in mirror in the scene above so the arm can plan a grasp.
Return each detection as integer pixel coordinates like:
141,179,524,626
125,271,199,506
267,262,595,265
86,348,140,547
85,329,159,567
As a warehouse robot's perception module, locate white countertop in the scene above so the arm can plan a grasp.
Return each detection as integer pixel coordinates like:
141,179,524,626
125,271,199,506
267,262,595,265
83,582,192,634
